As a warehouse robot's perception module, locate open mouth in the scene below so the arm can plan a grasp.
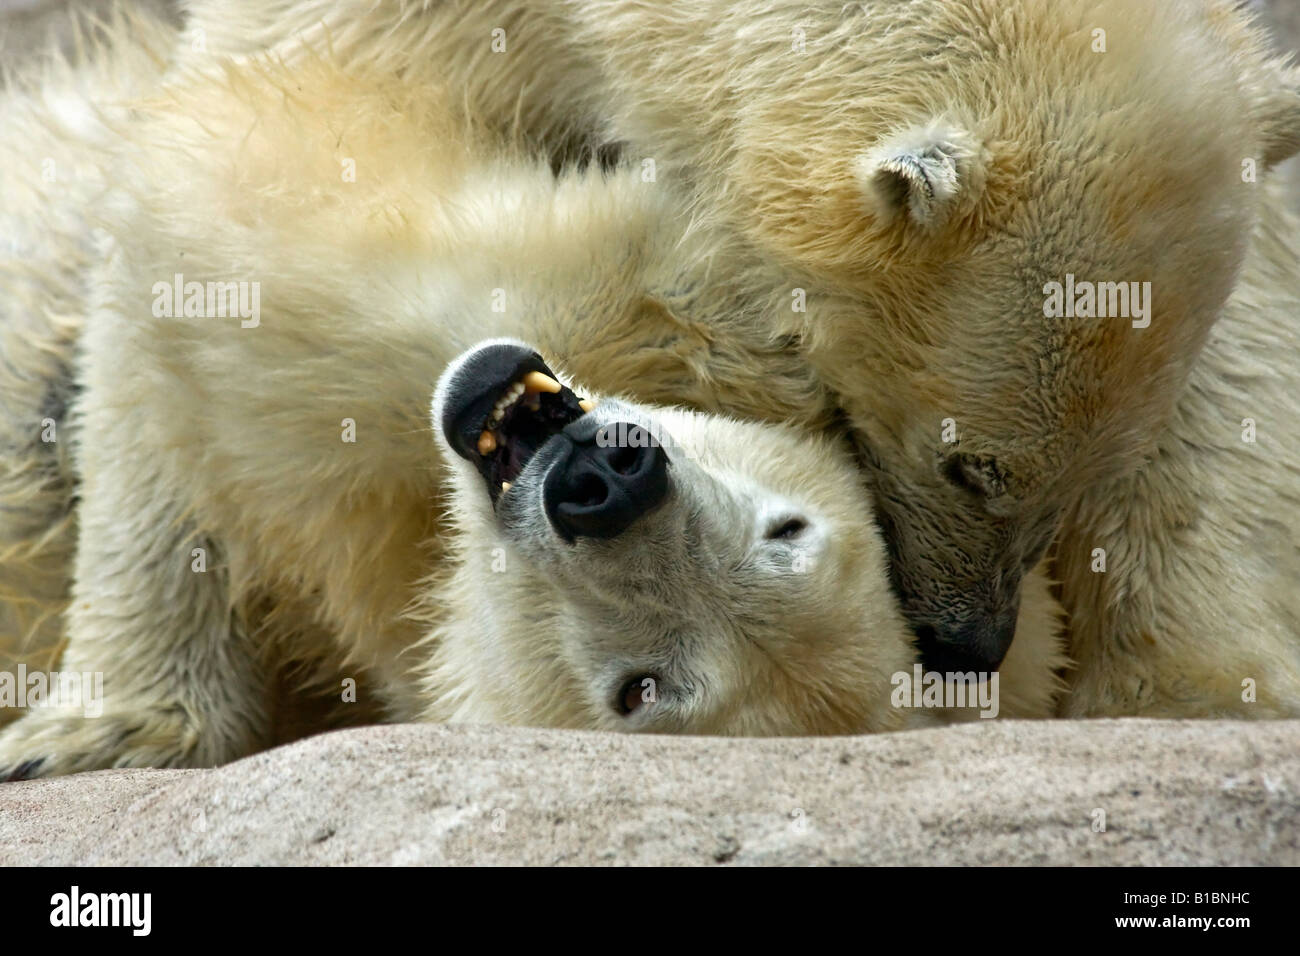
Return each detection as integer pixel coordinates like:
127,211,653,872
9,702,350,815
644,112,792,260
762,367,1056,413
440,345,592,504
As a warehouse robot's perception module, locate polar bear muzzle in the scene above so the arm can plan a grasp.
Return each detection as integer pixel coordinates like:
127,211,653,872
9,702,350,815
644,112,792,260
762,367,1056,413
438,342,591,505
437,342,670,542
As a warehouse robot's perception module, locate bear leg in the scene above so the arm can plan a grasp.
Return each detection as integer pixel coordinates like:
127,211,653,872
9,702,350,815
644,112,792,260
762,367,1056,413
0,475,270,778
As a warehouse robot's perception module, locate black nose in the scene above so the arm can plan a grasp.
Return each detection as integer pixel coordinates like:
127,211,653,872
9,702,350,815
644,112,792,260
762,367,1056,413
914,604,1019,675
543,418,669,540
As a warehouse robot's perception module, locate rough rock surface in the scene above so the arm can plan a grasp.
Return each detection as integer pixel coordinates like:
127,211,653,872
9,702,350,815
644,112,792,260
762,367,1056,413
0,719,1296,865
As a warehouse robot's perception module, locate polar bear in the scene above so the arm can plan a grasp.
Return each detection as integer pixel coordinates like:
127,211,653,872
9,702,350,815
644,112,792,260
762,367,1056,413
422,339,1064,733
183,0,1300,709
0,28,1064,776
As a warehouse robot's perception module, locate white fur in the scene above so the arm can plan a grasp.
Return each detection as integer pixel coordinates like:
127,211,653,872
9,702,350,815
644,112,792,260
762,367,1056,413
0,18,1066,774
177,0,1300,716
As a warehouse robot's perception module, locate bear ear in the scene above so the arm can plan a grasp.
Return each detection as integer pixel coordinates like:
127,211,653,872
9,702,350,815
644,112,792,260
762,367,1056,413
1259,64,1300,169
855,122,984,229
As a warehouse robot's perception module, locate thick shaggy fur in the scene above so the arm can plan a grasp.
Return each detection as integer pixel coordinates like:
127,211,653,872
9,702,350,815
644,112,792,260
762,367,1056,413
181,0,1300,714
1055,198,1300,716
0,7,179,721
0,18,1067,775
1,1,1297,778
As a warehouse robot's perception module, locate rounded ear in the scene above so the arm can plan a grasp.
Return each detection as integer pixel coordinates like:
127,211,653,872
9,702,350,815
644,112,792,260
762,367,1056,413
1259,63,1300,169
855,122,985,229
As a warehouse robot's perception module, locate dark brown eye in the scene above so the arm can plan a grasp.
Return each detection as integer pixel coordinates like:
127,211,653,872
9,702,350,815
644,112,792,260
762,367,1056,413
940,455,980,493
617,675,658,715
765,517,807,540
941,453,1007,500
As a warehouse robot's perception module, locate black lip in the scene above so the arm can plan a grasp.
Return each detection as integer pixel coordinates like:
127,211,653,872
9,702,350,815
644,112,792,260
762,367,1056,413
441,345,553,460
439,344,586,503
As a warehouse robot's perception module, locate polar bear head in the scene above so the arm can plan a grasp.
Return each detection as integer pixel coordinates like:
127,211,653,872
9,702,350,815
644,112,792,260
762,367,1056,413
424,341,1064,734
709,0,1300,675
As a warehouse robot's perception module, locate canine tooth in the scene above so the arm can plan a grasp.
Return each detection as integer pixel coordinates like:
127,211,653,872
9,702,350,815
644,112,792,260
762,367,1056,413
522,371,562,394
501,481,511,493
578,398,596,413
477,431,497,455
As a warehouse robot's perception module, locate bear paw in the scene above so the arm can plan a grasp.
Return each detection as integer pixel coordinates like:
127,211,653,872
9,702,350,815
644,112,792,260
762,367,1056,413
0,706,211,780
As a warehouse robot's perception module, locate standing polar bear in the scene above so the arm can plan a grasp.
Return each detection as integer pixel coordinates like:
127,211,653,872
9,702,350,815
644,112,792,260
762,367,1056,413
0,25,1065,776
186,0,1300,715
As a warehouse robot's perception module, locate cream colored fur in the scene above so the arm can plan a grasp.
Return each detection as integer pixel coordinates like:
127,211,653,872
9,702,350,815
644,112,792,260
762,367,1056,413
1056,196,1300,716
0,18,1065,775
427,352,1066,734
0,5,179,721
180,0,1300,716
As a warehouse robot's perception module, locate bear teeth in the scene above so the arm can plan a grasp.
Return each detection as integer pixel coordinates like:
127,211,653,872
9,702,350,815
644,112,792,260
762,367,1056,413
520,371,561,394
477,372,567,458
480,371,567,440
488,381,527,427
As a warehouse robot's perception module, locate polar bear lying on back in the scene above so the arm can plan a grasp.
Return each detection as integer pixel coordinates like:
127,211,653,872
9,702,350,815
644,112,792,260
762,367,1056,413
0,315,1068,776
423,340,1065,733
